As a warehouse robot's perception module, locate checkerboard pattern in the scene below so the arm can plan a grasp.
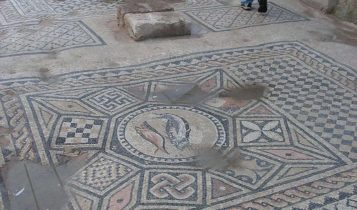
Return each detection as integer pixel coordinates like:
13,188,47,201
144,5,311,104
56,117,103,145
231,56,357,160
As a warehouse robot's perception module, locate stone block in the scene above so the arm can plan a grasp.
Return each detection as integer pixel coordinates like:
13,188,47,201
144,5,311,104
124,11,191,41
302,0,338,13
117,0,174,27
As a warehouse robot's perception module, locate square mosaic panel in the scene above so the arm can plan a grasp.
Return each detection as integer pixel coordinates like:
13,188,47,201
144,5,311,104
51,116,108,149
55,117,103,145
141,169,203,205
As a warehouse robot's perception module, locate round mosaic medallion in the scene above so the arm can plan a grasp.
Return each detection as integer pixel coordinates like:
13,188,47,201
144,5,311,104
117,105,226,163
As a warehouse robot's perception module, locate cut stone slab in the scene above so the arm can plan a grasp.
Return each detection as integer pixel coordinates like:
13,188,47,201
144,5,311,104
117,0,174,27
124,11,191,41
301,0,338,13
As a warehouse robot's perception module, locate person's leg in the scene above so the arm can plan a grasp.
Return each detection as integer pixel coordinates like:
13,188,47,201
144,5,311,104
241,0,254,10
258,0,268,13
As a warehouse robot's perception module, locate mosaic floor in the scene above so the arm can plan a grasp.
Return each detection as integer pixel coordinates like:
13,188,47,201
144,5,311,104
0,0,307,58
0,41,356,209
0,0,357,210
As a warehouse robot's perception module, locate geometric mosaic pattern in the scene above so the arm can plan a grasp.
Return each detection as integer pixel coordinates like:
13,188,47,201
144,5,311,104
230,53,357,160
0,42,356,209
83,87,140,115
0,0,117,27
55,117,103,145
183,2,307,31
0,0,308,58
238,119,286,143
0,21,105,57
9,0,118,18
9,0,54,16
0,0,39,26
142,170,202,204
45,0,118,16
0,0,113,57
68,153,138,195
176,0,224,9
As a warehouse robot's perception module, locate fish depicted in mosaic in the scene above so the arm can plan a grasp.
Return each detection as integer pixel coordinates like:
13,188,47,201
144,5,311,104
156,113,191,150
135,121,169,154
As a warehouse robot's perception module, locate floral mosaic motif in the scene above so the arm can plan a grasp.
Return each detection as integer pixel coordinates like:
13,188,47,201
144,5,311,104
240,120,284,143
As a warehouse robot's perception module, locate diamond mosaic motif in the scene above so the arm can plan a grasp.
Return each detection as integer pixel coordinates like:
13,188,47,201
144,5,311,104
45,0,118,15
9,0,117,17
0,0,39,26
184,3,307,31
176,0,224,9
9,0,53,16
0,21,105,57
70,154,137,194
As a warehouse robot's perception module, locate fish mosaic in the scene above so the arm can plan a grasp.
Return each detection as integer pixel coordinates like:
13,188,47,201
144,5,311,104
156,113,191,150
134,121,169,154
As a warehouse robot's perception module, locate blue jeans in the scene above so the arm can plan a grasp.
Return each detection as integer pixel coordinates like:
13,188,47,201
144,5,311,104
241,0,254,4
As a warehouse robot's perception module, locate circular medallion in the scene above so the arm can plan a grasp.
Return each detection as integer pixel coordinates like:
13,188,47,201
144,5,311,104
117,105,226,163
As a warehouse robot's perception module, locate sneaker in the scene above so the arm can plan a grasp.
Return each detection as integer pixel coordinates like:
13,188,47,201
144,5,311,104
258,0,267,13
241,3,252,11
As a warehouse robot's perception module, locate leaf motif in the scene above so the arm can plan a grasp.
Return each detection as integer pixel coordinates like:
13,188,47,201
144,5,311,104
262,121,279,131
263,131,284,142
243,131,261,142
242,121,260,131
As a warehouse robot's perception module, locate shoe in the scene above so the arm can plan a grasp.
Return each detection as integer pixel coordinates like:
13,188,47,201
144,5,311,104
258,6,267,13
258,0,267,13
241,3,252,11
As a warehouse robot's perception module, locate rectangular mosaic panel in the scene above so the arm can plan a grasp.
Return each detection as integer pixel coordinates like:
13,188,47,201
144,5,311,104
184,3,307,31
0,21,105,57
